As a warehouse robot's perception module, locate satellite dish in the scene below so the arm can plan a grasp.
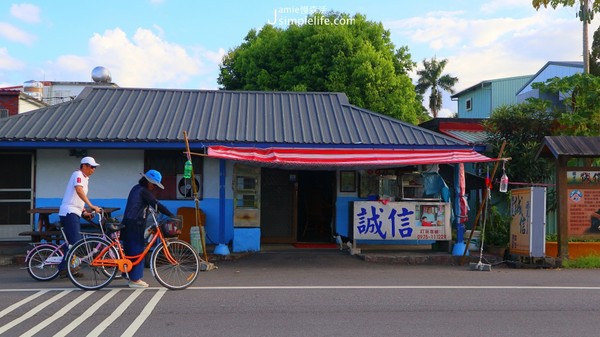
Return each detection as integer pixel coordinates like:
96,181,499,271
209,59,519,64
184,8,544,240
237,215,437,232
91,66,112,83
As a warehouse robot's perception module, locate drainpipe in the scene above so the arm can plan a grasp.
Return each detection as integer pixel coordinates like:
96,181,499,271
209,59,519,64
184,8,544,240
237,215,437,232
213,158,230,255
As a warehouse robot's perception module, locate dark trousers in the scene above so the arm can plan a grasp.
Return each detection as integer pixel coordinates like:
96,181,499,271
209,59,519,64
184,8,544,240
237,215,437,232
121,218,145,281
58,213,82,271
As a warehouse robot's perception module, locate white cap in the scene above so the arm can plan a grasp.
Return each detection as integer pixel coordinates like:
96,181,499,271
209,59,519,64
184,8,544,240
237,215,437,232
81,156,100,167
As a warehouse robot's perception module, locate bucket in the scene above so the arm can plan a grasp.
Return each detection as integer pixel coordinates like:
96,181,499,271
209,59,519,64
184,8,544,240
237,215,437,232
464,230,481,251
190,226,203,254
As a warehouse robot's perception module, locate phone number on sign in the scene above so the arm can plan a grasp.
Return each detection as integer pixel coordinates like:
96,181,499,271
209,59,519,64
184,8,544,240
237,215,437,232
417,234,448,240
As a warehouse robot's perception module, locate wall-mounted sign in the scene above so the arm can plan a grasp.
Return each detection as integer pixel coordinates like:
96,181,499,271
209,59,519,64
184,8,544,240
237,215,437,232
353,201,451,241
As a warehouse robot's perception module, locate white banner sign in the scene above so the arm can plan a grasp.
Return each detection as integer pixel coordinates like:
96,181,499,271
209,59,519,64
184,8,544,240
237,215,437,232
353,201,452,241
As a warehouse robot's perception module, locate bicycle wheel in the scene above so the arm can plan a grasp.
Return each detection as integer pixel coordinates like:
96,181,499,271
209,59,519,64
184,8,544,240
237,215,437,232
151,239,199,290
27,246,61,281
66,237,119,290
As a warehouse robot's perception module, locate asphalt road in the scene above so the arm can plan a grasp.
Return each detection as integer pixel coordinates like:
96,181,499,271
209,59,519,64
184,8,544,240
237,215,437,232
3,249,600,337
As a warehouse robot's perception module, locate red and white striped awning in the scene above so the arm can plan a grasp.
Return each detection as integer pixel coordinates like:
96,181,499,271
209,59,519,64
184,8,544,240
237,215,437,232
207,146,495,167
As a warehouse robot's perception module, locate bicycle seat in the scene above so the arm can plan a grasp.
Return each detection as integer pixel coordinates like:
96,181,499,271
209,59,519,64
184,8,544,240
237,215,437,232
104,222,126,233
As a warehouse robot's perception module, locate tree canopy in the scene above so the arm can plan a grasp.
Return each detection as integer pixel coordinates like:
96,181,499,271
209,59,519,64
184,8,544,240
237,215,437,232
218,12,425,124
483,100,558,184
532,73,600,136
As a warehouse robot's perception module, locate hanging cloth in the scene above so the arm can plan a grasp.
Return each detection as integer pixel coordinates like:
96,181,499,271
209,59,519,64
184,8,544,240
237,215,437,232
459,163,469,223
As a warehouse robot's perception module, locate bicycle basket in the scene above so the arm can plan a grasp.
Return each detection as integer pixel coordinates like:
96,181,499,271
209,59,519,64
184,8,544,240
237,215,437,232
160,216,182,238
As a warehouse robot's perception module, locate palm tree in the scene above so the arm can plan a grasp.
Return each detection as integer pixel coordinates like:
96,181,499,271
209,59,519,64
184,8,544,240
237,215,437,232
415,57,458,118
532,0,597,74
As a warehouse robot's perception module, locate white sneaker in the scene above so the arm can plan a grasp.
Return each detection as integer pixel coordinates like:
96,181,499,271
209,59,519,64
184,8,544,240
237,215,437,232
128,280,149,288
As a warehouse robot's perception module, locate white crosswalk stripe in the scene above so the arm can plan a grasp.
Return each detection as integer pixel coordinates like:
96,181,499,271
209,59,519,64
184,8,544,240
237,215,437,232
87,289,145,337
54,289,122,337
20,290,94,337
0,288,162,336
122,289,167,337
0,290,72,335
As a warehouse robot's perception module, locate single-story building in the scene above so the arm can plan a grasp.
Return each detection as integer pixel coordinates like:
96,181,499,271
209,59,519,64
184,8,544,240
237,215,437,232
0,87,493,253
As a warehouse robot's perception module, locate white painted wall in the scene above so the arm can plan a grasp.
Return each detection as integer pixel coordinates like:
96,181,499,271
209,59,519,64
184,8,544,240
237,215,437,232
36,149,144,199
201,157,234,199
18,99,44,113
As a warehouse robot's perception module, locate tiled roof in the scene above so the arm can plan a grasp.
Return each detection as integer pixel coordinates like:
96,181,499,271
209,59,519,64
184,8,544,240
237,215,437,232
0,87,468,150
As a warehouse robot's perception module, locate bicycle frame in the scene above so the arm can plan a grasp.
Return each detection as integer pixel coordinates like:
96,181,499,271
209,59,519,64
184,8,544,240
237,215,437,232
89,215,180,274
25,241,66,265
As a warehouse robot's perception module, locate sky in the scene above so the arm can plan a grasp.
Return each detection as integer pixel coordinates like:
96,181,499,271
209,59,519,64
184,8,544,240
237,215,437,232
1,0,598,117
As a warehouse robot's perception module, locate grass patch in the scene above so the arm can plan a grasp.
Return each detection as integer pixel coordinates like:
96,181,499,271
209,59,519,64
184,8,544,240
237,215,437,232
562,255,600,268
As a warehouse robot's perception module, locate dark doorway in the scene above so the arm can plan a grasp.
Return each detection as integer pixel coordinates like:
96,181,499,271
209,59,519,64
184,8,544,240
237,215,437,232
0,152,34,240
260,169,336,243
260,168,296,243
297,171,335,242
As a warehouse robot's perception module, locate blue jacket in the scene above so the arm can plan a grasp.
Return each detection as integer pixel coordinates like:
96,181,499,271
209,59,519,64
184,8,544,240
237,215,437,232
123,184,173,223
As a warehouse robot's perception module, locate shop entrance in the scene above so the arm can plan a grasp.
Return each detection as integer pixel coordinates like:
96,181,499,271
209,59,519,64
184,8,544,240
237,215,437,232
260,169,335,243
297,171,335,242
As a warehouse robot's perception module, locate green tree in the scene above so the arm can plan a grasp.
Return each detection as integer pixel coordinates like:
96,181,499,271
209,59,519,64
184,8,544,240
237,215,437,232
589,25,600,75
532,0,600,73
532,73,600,136
414,57,458,118
483,100,558,184
218,12,421,123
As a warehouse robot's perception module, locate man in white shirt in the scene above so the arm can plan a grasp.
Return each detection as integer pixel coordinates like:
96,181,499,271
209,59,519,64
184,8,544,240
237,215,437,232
58,156,102,278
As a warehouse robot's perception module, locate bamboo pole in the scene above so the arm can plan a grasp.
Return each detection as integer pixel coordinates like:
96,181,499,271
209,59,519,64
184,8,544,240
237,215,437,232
183,131,209,262
460,141,507,263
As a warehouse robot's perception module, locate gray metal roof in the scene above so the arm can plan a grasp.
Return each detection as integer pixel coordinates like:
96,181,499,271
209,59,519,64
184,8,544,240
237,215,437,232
537,136,600,158
0,87,468,150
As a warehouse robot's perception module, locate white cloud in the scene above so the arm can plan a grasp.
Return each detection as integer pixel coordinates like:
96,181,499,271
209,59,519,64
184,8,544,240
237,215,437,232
0,48,25,70
0,22,36,45
47,27,222,88
479,0,532,14
10,3,41,24
387,5,600,112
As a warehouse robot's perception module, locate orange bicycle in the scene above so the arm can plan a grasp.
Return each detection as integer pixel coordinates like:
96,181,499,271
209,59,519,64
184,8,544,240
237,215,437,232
65,207,199,290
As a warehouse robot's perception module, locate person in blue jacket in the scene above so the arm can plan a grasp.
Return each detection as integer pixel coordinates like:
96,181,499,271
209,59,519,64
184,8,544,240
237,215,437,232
121,169,174,288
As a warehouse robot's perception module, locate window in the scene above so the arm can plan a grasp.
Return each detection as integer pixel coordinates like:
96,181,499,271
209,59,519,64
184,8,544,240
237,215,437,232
0,109,8,118
465,98,472,111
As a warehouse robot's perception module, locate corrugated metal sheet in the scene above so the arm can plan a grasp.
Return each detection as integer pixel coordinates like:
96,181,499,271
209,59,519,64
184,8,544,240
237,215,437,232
537,136,600,158
452,75,532,118
441,130,489,145
0,87,467,149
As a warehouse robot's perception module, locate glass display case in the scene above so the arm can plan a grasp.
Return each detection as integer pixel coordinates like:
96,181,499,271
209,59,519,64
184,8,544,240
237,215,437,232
401,173,425,200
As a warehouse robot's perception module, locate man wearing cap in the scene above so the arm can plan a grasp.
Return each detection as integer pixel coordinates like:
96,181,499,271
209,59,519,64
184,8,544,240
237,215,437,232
121,169,174,288
58,156,102,278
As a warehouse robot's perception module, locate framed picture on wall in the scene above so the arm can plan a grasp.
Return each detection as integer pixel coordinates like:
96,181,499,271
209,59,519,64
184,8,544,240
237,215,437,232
340,171,356,192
